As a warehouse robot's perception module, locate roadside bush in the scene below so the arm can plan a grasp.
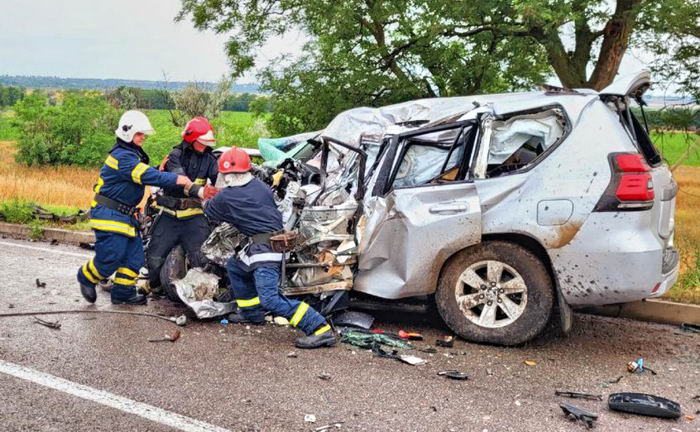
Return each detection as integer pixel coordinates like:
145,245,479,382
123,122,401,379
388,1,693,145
0,199,36,224
14,92,118,166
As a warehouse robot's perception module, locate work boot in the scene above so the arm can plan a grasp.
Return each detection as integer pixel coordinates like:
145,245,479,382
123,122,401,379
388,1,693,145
111,293,148,305
226,311,265,325
295,327,337,349
79,282,97,303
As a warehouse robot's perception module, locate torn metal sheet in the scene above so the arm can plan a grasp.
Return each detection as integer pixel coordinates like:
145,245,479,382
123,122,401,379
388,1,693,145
173,268,235,319
201,222,244,266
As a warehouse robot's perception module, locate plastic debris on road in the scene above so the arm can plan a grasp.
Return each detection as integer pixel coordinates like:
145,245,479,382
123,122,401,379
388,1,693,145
608,392,681,419
304,414,317,423
438,370,469,380
436,335,454,347
627,358,657,375
340,329,412,350
560,403,598,429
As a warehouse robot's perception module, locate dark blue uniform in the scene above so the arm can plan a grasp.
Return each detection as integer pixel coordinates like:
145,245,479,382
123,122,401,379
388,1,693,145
205,178,328,335
77,138,179,301
146,142,218,287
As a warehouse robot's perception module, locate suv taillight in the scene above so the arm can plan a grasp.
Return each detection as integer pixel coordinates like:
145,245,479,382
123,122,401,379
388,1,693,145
594,153,655,212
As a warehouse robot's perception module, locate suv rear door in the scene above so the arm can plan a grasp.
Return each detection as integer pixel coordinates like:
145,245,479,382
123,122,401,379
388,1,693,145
354,122,483,299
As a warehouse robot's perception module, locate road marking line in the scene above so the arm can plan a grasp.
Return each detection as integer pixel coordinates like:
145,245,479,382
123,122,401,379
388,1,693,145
0,241,92,259
0,360,232,432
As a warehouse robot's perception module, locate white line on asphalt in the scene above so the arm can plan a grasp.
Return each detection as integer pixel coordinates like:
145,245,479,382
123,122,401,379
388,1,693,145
0,241,92,259
0,360,232,432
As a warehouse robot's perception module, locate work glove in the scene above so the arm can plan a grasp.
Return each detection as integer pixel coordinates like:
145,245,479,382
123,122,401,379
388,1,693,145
203,185,220,200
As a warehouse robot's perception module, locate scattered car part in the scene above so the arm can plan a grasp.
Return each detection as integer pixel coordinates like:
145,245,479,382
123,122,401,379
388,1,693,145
0,310,186,326
436,335,454,347
627,358,657,375
419,347,437,354
313,422,344,432
397,354,426,365
304,414,317,423
523,360,537,366
148,330,181,343
287,352,298,358
608,393,681,419
340,329,412,350
398,330,423,341
560,403,598,429
32,316,60,330
79,242,95,250
332,310,374,330
680,323,700,334
317,373,332,381
438,370,469,380
35,279,46,288
555,391,603,401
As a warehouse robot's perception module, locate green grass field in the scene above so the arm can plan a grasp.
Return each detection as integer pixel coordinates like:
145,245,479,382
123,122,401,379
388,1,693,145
651,131,700,166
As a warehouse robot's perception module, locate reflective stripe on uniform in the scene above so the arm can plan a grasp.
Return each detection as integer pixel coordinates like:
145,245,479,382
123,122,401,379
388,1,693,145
91,178,105,208
88,259,103,280
105,155,119,170
236,297,261,308
314,324,331,335
237,251,284,266
89,219,136,237
116,267,138,278
113,277,135,286
194,178,206,186
155,206,204,219
81,263,99,283
131,163,149,184
290,302,309,327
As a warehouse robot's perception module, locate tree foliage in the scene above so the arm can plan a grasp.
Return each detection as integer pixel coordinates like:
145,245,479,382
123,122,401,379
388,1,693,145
0,85,24,107
179,0,700,135
14,92,119,166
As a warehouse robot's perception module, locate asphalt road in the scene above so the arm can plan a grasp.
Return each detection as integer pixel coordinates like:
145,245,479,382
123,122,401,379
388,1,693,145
0,237,698,432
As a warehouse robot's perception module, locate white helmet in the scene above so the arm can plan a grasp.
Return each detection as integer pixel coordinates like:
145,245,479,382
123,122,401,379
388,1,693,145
115,110,155,142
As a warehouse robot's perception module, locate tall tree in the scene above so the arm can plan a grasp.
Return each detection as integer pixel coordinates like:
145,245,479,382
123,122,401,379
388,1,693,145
178,0,699,134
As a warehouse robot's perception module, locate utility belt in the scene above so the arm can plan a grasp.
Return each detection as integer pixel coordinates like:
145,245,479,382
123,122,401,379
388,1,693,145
155,195,204,219
249,230,285,247
93,194,136,216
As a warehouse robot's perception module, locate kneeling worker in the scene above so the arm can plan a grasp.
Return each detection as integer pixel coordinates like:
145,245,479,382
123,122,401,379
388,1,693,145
77,110,193,305
204,147,336,349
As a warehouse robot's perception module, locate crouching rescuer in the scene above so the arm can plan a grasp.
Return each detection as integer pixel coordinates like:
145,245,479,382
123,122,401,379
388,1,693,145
204,148,336,349
146,116,219,292
77,110,193,305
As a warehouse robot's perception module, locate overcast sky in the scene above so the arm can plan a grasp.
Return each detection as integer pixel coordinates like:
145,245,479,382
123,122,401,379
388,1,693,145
0,0,306,83
2,0,652,87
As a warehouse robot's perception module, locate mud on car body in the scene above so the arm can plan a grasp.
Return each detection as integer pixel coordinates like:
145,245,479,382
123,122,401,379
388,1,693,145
167,71,679,346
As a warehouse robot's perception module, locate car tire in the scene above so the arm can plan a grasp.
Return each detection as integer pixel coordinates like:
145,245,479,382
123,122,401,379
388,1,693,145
160,245,187,304
436,241,553,346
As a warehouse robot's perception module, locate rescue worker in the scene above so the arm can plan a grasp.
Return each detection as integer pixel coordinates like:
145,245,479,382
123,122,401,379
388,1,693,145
146,116,219,291
204,147,336,349
77,110,194,305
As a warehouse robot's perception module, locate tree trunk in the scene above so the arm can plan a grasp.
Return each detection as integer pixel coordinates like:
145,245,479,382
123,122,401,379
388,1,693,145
587,0,642,90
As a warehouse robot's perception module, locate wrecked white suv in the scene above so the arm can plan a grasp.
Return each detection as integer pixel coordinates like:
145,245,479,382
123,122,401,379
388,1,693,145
196,71,678,346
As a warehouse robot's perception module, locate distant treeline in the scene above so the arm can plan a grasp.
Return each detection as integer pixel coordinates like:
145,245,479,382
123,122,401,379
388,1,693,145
0,75,259,93
0,85,268,113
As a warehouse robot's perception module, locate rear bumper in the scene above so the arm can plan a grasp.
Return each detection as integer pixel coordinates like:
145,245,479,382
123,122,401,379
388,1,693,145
647,247,680,298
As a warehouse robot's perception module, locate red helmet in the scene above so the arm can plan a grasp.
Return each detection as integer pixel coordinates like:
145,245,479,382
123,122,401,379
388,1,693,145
218,147,252,173
182,116,215,146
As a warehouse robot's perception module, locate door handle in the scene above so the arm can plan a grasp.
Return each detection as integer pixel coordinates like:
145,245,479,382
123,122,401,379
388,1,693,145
429,202,469,214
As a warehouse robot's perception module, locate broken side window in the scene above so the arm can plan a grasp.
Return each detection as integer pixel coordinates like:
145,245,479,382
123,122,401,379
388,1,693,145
484,109,567,178
389,125,472,190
